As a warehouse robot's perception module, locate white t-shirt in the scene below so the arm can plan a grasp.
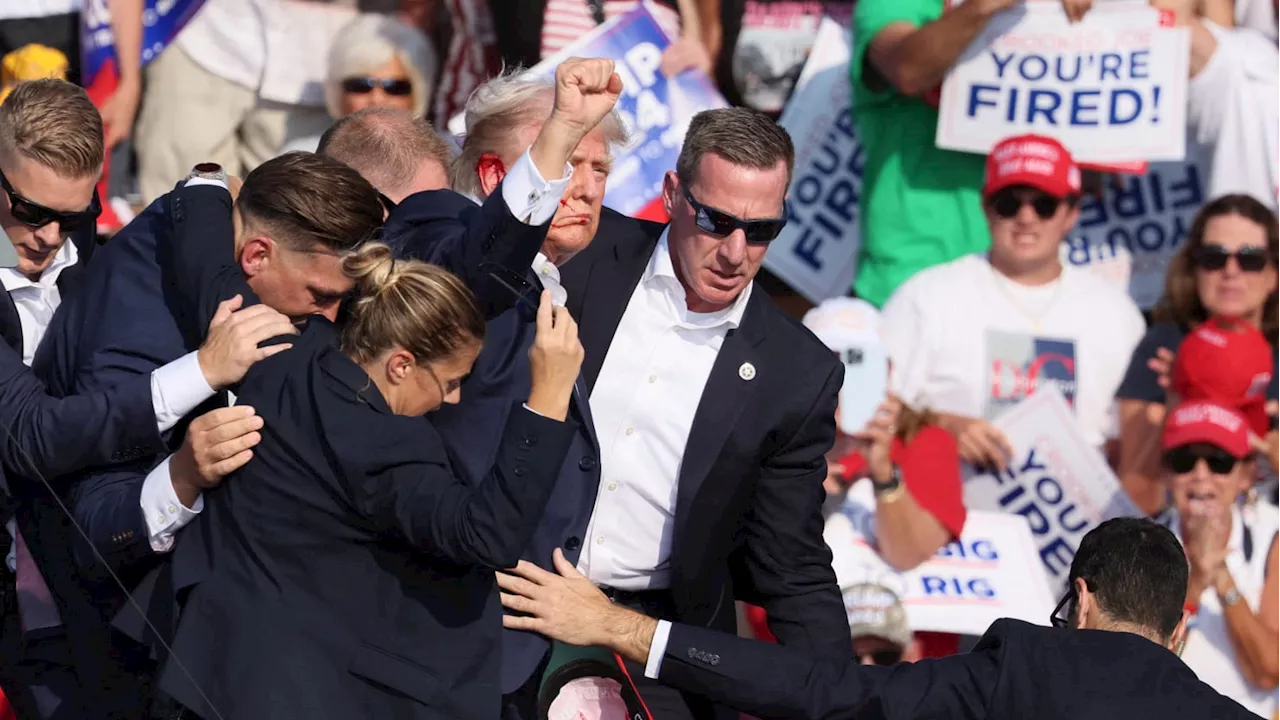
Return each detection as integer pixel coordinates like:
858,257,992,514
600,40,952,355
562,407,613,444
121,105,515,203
880,255,1145,447
1187,21,1279,208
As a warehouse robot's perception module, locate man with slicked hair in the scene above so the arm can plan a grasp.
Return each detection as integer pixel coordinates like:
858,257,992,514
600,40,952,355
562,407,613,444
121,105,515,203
317,106,453,203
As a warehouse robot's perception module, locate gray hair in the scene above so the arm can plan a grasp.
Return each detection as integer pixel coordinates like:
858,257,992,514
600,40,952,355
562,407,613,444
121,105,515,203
451,66,629,198
325,13,438,120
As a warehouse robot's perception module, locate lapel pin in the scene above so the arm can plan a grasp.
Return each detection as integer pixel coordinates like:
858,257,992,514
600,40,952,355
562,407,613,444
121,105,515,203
738,362,756,381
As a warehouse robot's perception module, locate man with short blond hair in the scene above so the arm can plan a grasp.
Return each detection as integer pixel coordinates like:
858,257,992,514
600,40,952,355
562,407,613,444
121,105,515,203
317,107,453,203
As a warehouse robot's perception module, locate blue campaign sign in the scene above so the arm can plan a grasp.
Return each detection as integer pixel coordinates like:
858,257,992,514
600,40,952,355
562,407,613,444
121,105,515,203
527,3,727,216
80,0,206,85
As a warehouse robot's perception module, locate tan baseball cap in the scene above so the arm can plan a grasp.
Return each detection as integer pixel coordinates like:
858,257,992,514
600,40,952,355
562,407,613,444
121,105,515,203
843,583,912,648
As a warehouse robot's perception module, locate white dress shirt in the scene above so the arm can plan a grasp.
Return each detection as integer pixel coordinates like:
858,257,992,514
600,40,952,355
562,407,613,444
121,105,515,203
2,241,215,569
577,228,752,591
139,147,575,552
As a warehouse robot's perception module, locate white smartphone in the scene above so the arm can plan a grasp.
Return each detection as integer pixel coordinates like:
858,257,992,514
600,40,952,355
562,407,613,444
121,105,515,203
837,343,888,437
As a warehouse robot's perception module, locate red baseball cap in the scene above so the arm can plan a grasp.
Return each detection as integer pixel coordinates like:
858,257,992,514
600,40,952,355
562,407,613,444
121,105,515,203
983,134,1082,199
1172,317,1273,436
1163,401,1252,458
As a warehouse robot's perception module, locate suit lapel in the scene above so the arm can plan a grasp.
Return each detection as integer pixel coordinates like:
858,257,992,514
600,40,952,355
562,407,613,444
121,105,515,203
571,228,657,392
0,290,20,357
674,294,768,522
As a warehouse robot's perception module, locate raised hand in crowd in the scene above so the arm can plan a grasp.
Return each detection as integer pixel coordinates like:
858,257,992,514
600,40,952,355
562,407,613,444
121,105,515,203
1182,503,1234,600
168,406,265,508
526,290,585,422
940,413,1015,473
196,294,299,390
660,35,715,78
1060,0,1094,23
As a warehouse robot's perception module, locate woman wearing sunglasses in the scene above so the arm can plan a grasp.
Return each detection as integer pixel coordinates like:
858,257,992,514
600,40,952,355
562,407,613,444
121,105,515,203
1158,400,1278,718
282,13,437,153
1116,194,1279,517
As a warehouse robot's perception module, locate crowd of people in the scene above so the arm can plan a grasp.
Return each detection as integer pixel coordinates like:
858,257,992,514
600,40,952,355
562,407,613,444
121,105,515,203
0,0,1274,718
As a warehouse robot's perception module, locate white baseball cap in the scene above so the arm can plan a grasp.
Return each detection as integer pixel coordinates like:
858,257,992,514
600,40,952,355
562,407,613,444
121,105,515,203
801,297,882,352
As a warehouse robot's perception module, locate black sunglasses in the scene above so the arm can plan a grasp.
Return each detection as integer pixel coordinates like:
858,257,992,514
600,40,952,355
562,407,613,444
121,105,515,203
1193,244,1269,273
1050,590,1074,628
341,76,413,96
681,186,786,245
0,169,102,232
1162,444,1239,475
857,649,902,666
988,188,1068,220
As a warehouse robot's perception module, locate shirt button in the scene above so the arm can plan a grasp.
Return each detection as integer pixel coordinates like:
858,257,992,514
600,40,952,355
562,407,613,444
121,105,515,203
596,536,605,545
155,515,165,525
648,375,657,384
625,427,634,436
607,482,618,491
166,504,177,514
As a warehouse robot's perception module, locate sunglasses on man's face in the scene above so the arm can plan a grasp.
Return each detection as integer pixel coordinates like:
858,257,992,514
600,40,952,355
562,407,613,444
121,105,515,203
988,188,1067,220
1162,444,1239,475
0,169,101,232
1193,244,1270,273
681,186,786,245
858,648,902,666
341,76,414,97
479,261,540,315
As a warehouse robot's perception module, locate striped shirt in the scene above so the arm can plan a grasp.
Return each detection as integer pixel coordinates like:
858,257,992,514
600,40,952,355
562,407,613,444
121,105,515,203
540,0,681,60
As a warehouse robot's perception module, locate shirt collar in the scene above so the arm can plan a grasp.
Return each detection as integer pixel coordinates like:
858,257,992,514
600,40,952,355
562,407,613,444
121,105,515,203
644,226,752,330
0,240,78,292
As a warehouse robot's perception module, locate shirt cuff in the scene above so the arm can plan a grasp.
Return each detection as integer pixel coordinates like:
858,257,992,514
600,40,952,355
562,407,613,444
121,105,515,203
643,620,673,680
185,176,230,191
140,456,204,553
151,351,216,433
500,148,572,226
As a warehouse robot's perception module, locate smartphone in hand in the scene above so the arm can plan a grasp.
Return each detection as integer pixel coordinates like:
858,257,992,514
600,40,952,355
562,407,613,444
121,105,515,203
837,343,888,437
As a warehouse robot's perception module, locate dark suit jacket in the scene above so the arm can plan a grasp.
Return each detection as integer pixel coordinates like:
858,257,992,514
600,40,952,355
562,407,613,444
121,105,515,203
560,210,849,660
657,618,1258,720
156,184,579,720
0,226,170,720
389,190,603,693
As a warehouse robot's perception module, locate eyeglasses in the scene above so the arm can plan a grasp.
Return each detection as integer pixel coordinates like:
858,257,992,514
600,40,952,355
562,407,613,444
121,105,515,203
422,361,462,398
857,649,902,666
1193,244,1269,273
0,169,102,232
1049,590,1074,628
988,188,1067,220
341,76,413,97
681,186,786,245
1162,444,1239,475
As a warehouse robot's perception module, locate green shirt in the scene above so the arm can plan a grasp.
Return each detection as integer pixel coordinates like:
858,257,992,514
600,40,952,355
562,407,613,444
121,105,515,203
850,0,990,307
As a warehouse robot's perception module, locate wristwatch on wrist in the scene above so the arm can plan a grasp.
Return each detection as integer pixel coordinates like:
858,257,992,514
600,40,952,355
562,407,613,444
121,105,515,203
873,465,906,503
1220,585,1242,607
187,162,227,184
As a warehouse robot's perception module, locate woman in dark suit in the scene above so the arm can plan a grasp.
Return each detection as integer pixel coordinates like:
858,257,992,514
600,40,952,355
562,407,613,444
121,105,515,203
152,191,584,718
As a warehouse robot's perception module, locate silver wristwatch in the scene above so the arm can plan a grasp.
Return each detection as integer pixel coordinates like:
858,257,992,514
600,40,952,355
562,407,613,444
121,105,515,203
1221,586,1242,607
187,162,227,184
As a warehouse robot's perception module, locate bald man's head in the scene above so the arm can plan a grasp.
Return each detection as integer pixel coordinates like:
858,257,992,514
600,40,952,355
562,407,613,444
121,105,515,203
317,107,453,202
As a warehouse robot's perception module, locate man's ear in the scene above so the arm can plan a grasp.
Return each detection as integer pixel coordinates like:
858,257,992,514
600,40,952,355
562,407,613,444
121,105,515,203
238,236,272,279
662,171,678,218
1168,611,1190,655
477,153,507,197
1072,576,1092,629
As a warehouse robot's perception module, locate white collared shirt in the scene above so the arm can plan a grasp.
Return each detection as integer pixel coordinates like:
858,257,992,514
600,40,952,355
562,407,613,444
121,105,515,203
3,240,215,569
577,228,752,591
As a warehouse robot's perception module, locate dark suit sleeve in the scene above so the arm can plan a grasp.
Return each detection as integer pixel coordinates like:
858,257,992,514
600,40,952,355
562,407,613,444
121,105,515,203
658,622,995,720
0,340,160,486
163,184,260,342
69,461,161,579
730,361,850,660
392,184,552,320
352,405,576,569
